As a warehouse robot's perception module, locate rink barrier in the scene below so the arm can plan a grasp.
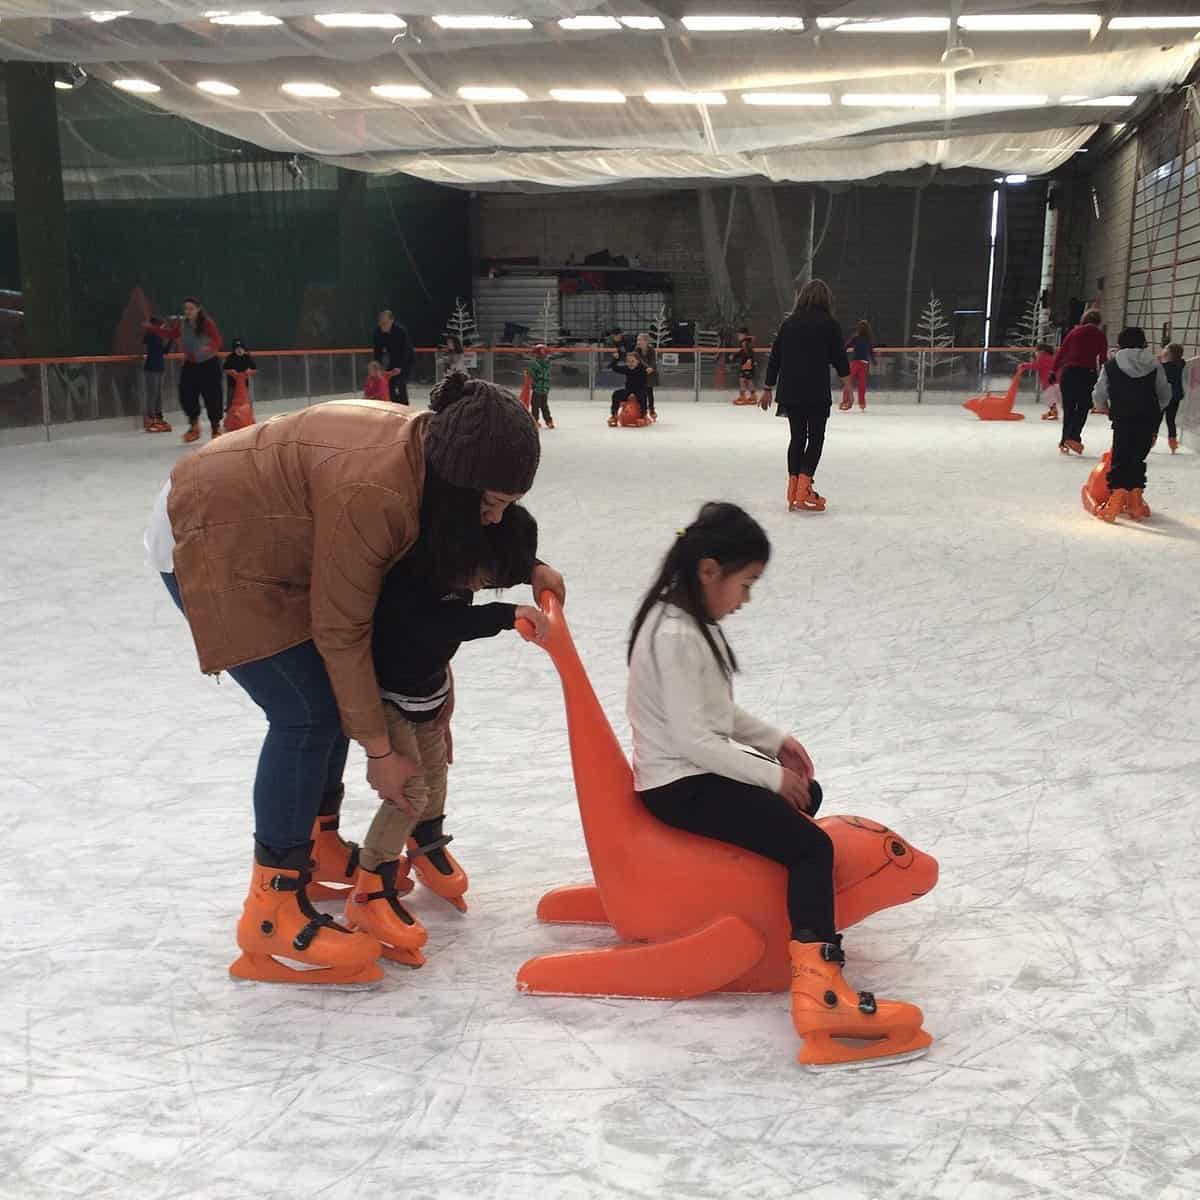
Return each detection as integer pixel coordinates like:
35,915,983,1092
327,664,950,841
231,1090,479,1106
2,345,1196,443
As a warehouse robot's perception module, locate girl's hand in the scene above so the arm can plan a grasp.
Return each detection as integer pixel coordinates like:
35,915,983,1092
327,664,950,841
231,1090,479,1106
759,387,772,410
778,768,813,813
366,751,421,817
778,736,814,781
515,605,549,644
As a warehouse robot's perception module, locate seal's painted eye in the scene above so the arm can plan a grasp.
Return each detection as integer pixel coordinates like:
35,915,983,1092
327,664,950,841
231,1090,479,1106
885,838,913,869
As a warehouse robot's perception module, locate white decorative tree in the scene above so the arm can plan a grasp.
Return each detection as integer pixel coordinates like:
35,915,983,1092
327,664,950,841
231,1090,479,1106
649,304,672,348
912,291,957,376
534,288,558,346
1005,294,1048,370
444,297,479,347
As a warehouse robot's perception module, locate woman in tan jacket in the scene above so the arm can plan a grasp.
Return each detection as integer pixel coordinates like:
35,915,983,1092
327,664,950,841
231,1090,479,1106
147,374,561,986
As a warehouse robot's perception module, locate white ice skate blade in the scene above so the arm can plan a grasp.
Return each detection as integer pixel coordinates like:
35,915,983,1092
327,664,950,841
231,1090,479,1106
228,954,383,991
801,1045,930,1073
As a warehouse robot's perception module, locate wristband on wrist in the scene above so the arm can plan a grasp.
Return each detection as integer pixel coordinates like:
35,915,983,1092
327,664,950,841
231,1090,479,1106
366,749,392,760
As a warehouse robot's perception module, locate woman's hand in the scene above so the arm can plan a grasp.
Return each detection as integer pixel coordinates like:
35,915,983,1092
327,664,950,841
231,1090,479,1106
530,563,566,607
366,751,421,818
515,605,550,644
778,736,814,781
778,767,813,813
759,387,772,411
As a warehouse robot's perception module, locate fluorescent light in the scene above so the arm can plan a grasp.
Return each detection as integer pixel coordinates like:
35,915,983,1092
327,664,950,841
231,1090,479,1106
1108,16,1200,30
210,11,282,26
1063,94,1137,107
558,16,620,31
371,84,433,100
620,15,664,30
645,89,727,105
315,13,406,29
281,81,341,98
88,9,131,21
1005,174,1028,184
196,79,241,96
958,14,1101,33
842,93,942,107
113,78,161,94
681,16,804,32
457,86,528,101
434,15,533,30
54,80,72,90
956,94,1048,108
549,88,627,103
828,17,949,33
743,92,831,106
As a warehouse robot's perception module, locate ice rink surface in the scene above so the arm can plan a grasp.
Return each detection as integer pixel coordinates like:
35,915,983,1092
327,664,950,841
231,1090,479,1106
2,396,1199,1200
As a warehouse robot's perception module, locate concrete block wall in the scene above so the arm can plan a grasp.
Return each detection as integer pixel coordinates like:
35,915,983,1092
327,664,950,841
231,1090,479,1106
1052,135,1139,332
479,180,1006,347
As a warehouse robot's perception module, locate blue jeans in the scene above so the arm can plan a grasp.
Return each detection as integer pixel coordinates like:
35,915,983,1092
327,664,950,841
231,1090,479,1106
162,572,349,854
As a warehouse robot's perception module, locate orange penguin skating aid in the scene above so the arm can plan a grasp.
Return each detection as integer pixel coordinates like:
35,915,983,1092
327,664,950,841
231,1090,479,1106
513,596,938,1002
963,366,1025,421
1081,449,1112,515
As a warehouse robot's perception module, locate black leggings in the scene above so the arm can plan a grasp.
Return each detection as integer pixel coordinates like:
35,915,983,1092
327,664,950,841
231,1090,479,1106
1059,366,1097,445
1107,416,1158,491
640,773,836,942
786,408,829,477
388,373,410,405
1159,400,1180,441
532,391,552,423
179,358,224,428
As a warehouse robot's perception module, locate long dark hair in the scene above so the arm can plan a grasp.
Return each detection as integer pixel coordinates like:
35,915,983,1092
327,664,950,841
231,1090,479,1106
410,468,488,591
790,278,835,316
628,502,771,678
183,295,211,338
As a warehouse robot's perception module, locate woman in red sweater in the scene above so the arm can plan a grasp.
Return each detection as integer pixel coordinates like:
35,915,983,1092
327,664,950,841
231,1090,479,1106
1053,310,1107,454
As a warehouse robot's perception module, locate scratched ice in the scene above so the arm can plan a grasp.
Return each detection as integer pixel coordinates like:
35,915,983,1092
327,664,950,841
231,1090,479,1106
2,397,1198,1200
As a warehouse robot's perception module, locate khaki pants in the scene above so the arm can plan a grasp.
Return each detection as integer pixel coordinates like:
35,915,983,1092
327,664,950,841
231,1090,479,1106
362,706,449,870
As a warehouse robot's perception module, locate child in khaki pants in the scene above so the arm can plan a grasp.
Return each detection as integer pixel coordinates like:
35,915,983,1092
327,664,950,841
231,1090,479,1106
342,504,546,965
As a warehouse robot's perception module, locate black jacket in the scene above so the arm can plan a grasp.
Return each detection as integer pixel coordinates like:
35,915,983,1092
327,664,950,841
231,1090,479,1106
372,562,515,712
611,357,649,400
765,309,850,410
372,323,415,377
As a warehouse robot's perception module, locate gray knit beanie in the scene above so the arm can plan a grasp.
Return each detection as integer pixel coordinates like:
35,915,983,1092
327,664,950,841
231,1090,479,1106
425,371,541,494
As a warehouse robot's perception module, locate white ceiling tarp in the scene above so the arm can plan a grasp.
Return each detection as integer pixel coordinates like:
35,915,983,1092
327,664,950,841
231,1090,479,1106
1,3,1197,188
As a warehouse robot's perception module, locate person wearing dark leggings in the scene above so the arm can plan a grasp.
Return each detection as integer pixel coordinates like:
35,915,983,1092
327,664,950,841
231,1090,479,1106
1159,343,1185,453
161,297,223,443
625,502,930,1067
1052,309,1107,454
760,279,850,513
642,773,834,940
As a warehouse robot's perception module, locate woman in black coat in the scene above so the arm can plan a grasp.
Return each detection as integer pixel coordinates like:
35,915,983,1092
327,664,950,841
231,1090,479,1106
760,280,851,512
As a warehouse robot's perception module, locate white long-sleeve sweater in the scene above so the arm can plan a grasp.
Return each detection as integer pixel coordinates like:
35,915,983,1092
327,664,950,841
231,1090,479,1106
627,603,786,793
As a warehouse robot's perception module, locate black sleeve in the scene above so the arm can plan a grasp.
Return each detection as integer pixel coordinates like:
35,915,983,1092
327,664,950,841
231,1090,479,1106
397,326,415,374
829,320,850,378
431,600,517,643
765,332,782,388
611,360,628,375
372,331,385,361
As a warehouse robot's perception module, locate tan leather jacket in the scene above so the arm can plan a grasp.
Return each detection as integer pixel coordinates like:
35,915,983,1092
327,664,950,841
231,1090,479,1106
168,399,427,743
